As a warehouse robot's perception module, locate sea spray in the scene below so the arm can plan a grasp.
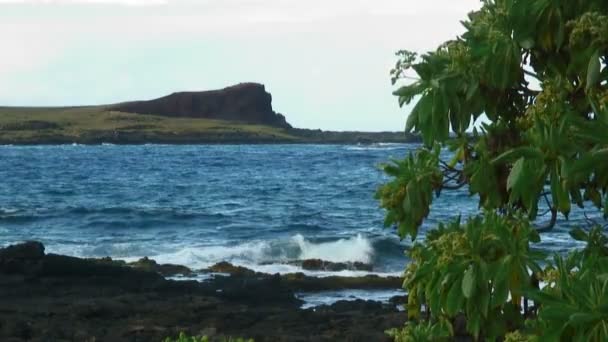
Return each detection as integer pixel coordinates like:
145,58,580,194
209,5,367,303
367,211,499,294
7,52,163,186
293,234,374,264
110,234,378,275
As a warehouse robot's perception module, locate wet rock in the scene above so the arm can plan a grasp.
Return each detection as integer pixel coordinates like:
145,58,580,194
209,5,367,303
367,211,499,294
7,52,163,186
92,256,126,266
4,320,32,340
212,273,301,306
128,257,192,277
0,242,407,342
207,261,256,276
388,295,408,307
299,259,373,272
0,241,45,275
281,272,402,292
0,241,44,260
316,299,393,314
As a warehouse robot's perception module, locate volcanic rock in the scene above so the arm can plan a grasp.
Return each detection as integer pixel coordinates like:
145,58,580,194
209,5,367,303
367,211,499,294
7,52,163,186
111,83,292,129
128,256,193,277
0,242,406,341
299,259,373,272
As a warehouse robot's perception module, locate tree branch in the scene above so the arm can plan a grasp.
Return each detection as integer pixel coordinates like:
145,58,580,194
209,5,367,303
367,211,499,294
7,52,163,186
536,209,557,233
523,68,540,80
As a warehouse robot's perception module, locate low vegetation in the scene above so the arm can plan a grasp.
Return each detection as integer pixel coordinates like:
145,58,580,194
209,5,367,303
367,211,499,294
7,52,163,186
378,0,608,340
0,106,297,144
0,106,415,144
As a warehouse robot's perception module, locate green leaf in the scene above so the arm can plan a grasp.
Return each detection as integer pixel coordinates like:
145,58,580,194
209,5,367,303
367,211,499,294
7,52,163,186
569,228,588,242
492,147,543,165
569,313,601,326
462,266,477,299
446,278,463,316
586,50,601,91
529,229,541,243
520,38,534,50
465,81,479,101
405,109,419,132
507,158,525,191
541,306,574,321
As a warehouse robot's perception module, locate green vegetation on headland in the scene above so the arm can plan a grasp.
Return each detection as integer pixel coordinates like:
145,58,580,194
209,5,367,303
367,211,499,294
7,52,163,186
0,106,416,145
0,106,297,145
0,83,418,145
379,0,608,341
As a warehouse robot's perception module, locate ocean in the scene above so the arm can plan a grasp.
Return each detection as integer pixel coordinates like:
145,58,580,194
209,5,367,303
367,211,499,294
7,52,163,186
0,144,592,304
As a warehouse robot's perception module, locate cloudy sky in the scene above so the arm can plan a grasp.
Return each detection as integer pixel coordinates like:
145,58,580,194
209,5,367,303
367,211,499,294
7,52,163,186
0,0,481,131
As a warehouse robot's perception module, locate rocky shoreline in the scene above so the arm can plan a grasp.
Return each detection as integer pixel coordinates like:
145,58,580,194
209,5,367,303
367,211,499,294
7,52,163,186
0,128,417,146
0,242,406,341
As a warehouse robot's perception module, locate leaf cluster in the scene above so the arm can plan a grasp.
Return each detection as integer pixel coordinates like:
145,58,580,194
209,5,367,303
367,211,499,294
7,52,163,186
403,213,542,340
162,333,253,342
387,0,608,232
381,0,608,341
375,145,443,239
523,226,608,341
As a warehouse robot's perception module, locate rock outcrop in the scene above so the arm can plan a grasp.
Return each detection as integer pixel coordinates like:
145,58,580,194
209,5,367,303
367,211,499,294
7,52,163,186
128,256,193,277
299,259,373,272
0,242,406,341
111,83,292,129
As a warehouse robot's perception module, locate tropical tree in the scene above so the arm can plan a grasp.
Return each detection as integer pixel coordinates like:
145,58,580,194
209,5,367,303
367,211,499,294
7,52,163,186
378,0,608,340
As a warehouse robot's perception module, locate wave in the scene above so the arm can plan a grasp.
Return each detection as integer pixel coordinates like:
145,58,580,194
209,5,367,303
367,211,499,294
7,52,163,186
110,234,398,277
135,241,279,270
293,234,373,264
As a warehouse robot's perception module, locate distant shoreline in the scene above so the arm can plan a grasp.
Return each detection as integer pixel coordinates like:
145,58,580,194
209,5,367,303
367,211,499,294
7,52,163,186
0,107,418,146
0,122,419,146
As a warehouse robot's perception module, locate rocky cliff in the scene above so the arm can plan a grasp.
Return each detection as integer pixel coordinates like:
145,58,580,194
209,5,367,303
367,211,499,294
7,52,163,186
111,83,292,129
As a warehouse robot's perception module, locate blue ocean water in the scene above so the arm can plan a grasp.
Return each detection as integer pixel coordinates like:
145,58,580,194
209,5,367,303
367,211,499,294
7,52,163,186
0,144,594,278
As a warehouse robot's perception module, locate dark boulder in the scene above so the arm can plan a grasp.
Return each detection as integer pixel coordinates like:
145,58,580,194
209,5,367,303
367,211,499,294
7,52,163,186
299,259,373,272
111,83,292,129
315,299,392,314
0,241,45,274
128,257,192,277
281,272,402,292
212,273,302,306
0,241,44,260
206,261,256,276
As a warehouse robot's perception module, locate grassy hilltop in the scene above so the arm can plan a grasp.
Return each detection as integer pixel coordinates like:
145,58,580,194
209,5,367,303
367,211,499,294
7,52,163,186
0,83,417,145
0,106,300,145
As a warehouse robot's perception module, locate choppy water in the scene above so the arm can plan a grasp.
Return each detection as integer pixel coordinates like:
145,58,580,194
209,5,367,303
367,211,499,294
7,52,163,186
0,144,597,279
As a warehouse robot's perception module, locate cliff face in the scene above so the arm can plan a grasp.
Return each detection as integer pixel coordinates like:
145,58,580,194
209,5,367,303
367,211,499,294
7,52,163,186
111,83,292,129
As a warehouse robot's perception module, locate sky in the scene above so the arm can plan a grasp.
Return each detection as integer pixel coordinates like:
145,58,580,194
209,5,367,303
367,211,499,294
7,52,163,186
0,0,482,131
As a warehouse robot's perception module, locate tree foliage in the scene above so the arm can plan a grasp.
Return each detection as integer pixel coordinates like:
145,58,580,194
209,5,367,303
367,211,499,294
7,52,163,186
379,0,608,340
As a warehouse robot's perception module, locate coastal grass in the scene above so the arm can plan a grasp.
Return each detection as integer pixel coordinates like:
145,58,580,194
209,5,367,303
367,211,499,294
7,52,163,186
0,106,299,144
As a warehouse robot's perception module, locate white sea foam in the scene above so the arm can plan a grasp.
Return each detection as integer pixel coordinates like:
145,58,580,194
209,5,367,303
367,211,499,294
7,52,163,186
135,241,279,270
293,234,374,264
109,234,382,277
297,289,405,309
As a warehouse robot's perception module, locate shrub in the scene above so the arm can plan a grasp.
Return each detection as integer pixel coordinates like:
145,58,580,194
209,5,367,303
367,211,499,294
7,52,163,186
380,0,608,340
163,332,253,342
